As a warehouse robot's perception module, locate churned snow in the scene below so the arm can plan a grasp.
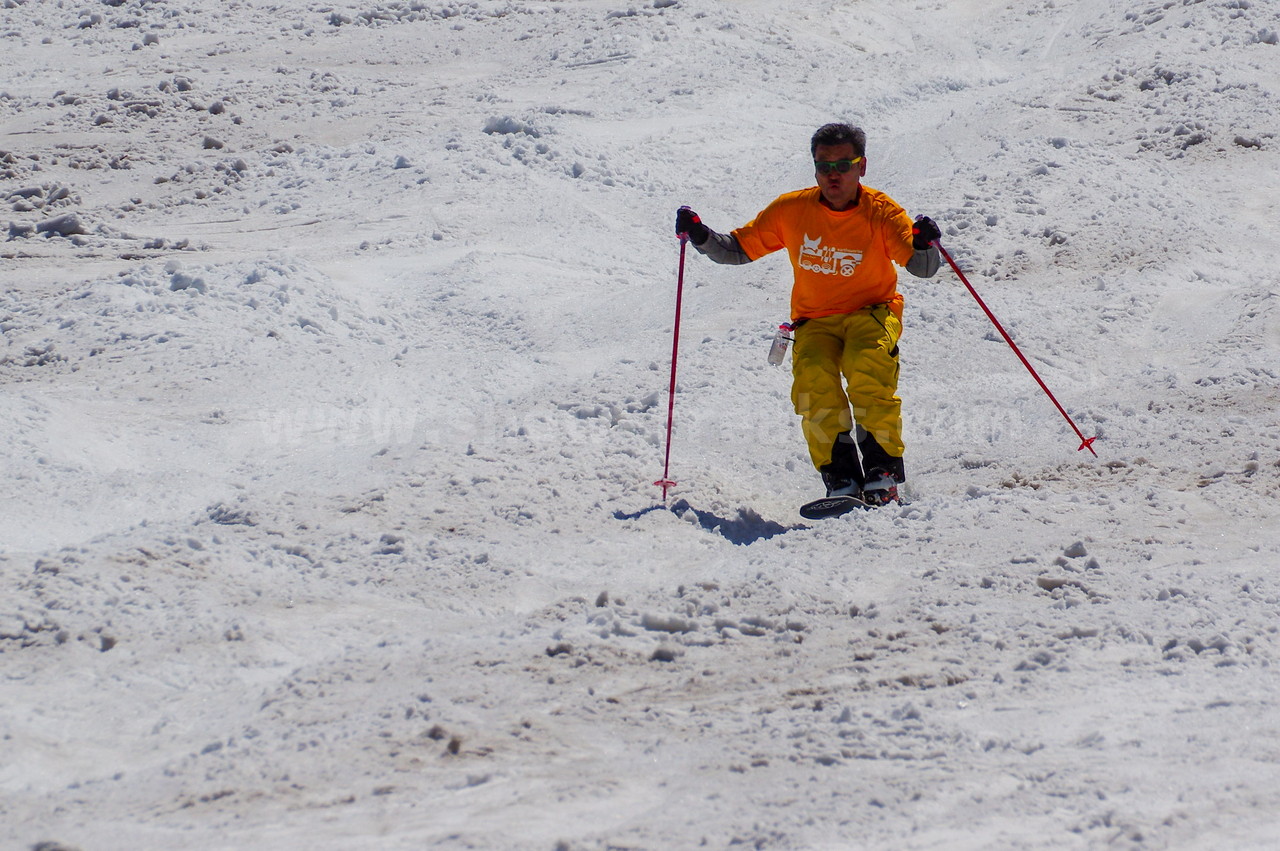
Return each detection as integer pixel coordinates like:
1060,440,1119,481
3,0,1280,849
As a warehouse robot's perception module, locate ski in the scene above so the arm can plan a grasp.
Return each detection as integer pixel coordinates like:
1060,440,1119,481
799,494,870,519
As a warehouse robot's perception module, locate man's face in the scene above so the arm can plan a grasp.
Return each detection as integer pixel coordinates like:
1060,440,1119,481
813,142,866,210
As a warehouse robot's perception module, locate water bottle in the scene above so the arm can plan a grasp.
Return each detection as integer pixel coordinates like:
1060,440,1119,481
767,322,795,366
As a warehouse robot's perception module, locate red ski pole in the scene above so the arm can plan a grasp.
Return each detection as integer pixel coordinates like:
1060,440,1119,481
936,240,1098,457
655,225,690,500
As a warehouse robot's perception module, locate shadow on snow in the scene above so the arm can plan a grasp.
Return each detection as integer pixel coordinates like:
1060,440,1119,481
614,499,804,545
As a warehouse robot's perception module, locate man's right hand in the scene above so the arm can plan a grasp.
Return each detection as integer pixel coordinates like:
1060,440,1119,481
675,207,709,245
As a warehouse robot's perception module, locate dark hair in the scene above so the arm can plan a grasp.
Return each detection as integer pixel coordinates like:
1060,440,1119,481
810,123,866,158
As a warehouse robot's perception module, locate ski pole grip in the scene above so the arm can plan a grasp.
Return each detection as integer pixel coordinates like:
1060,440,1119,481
676,205,697,243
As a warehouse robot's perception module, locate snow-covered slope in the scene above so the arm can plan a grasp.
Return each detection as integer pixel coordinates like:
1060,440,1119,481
3,0,1280,848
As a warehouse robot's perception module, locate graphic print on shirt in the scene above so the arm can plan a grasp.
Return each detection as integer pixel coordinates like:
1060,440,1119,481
798,234,863,277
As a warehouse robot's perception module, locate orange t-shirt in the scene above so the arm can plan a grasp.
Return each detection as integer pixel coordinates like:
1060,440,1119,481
731,186,916,321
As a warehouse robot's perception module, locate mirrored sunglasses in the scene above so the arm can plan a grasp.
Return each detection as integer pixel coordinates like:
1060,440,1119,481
814,157,863,174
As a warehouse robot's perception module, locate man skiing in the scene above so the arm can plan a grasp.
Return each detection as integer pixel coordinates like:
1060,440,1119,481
676,122,941,511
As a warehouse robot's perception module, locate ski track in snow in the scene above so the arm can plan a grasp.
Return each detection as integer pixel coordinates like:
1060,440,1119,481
3,0,1280,848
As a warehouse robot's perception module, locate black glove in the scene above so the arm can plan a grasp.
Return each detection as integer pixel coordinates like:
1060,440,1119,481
675,206,710,245
912,215,941,249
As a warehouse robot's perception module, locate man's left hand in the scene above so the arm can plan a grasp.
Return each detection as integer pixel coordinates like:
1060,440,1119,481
912,215,941,249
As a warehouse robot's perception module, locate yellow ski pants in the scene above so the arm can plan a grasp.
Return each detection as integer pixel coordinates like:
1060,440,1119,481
790,306,903,470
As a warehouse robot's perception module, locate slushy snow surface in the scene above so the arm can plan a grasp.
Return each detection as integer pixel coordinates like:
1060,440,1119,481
3,0,1280,848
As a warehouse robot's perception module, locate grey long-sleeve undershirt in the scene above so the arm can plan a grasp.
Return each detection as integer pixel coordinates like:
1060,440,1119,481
694,230,941,278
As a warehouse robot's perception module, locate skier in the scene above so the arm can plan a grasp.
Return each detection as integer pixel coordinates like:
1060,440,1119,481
676,122,941,511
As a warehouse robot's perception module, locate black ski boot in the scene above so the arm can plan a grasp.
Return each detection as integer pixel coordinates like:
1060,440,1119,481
821,431,863,496
856,432,904,507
